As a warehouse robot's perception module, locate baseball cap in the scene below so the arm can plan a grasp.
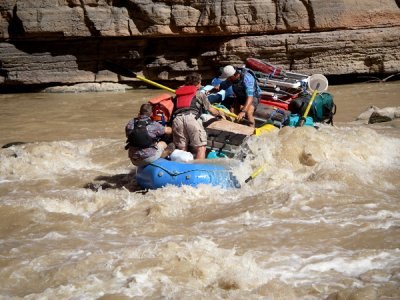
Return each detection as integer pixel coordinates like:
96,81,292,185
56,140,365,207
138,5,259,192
219,65,236,80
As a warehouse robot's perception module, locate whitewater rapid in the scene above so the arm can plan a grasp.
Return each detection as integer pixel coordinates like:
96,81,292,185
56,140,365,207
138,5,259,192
0,83,399,299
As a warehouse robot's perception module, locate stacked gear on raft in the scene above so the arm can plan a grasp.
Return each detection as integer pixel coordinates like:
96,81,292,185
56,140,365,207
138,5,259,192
244,57,336,126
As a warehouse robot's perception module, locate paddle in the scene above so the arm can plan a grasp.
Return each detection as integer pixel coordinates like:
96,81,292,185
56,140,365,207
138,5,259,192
245,165,265,183
104,60,176,93
298,87,319,127
211,105,238,119
244,123,277,183
254,123,276,136
298,74,329,127
105,61,239,122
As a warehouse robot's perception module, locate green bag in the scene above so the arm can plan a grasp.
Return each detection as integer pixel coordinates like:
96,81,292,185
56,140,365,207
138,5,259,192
288,92,336,124
313,92,336,124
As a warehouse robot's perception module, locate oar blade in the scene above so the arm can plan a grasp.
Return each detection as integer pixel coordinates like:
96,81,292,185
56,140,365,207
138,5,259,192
245,165,265,183
103,60,137,78
254,124,276,136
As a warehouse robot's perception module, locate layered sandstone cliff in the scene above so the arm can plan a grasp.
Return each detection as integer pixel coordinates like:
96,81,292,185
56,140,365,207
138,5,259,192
0,0,399,89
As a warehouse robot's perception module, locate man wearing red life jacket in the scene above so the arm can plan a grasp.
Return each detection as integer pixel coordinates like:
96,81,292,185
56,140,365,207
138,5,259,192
173,73,224,160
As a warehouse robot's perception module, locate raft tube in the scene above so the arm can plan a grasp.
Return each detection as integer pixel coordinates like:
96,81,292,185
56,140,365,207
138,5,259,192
246,58,285,77
260,99,289,110
136,158,240,189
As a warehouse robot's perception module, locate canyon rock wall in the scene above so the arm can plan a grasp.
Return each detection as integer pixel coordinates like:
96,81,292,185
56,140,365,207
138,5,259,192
0,0,399,89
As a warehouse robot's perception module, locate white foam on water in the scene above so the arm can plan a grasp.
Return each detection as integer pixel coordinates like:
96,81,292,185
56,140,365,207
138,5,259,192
289,125,395,169
298,250,400,278
158,237,272,292
37,231,66,241
229,125,400,210
142,184,244,218
22,270,165,300
0,179,12,184
250,248,400,291
0,113,399,299
0,140,99,181
364,203,378,209
356,209,400,221
16,237,276,299
1,187,141,217
18,240,170,299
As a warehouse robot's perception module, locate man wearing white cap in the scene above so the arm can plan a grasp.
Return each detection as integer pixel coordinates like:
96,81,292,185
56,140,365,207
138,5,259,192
216,65,261,127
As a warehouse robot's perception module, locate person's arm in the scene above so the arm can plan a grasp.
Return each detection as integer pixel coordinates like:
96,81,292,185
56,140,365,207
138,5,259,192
208,106,225,119
237,96,253,121
220,80,232,91
200,92,225,119
125,119,135,137
237,73,255,121
152,122,166,137
213,79,232,91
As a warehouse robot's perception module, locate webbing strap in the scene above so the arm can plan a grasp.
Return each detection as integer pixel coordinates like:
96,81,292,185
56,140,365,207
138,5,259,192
148,162,228,176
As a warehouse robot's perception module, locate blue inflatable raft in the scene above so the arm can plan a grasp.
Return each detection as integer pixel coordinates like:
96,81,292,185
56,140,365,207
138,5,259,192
136,158,240,189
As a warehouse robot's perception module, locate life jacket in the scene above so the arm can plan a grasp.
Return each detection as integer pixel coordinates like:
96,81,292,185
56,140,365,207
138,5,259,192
174,85,201,117
148,93,174,125
232,68,260,102
288,92,336,125
125,117,156,150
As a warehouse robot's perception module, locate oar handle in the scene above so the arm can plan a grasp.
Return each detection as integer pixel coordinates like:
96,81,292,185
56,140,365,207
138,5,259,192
104,61,176,94
298,83,320,127
245,165,264,183
211,105,238,119
105,61,240,123
136,75,176,93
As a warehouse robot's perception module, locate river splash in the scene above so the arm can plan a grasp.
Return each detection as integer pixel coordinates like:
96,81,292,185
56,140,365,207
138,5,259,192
0,85,400,299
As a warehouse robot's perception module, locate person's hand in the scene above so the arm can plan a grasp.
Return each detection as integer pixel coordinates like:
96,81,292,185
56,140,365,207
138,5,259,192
218,112,226,120
213,85,220,92
237,111,246,121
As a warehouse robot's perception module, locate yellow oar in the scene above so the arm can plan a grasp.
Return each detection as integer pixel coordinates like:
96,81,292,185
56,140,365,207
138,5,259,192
105,61,242,122
104,60,176,93
135,75,176,93
246,123,278,182
298,85,319,127
211,105,238,119
254,123,276,136
245,165,265,183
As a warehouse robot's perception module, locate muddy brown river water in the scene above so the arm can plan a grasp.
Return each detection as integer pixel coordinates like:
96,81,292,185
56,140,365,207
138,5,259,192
0,82,399,299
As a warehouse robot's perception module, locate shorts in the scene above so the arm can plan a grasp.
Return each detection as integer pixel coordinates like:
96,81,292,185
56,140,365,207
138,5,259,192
172,113,207,149
128,145,163,167
237,96,260,109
